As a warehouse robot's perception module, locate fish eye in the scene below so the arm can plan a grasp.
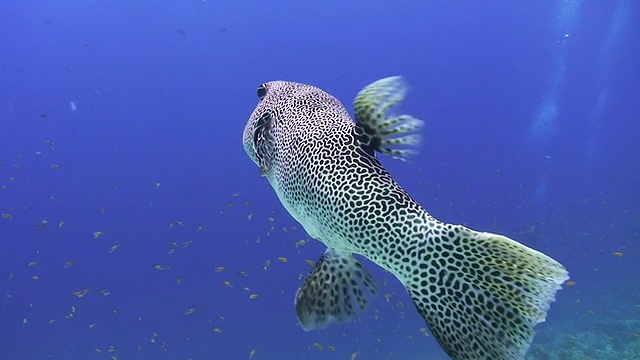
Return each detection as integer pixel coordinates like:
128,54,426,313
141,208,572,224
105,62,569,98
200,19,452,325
257,84,267,100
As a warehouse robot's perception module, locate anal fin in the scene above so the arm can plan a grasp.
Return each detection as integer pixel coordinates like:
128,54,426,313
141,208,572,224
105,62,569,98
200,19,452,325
294,249,377,331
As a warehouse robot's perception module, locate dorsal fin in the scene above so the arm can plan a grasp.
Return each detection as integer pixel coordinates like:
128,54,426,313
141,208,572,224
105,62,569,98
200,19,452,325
353,76,423,160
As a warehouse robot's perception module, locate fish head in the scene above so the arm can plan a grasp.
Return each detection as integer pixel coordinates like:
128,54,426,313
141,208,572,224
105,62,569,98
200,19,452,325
243,80,343,175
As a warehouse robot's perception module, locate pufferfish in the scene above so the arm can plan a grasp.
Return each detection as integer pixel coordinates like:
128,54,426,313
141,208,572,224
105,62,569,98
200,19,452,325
242,77,568,360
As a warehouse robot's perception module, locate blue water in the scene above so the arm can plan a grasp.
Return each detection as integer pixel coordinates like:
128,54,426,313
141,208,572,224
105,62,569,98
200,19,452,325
1,1,638,359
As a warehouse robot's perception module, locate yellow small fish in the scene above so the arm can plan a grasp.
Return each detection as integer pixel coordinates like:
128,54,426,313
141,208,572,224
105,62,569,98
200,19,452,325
28,261,37,267
63,261,75,268
263,260,271,270
313,342,323,350
278,257,288,263
212,328,223,333
72,288,90,298
249,294,259,300
305,259,315,267
93,231,104,239
215,266,226,272
221,280,233,287
153,265,165,271
1,213,12,220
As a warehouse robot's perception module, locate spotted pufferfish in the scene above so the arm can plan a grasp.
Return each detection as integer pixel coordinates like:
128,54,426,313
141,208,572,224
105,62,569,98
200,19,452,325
242,76,568,360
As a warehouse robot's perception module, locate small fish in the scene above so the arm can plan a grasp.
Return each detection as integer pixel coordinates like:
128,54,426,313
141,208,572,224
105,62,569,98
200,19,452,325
72,288,90,298
185,307,197,315
304,259,315,267
108,243,121,253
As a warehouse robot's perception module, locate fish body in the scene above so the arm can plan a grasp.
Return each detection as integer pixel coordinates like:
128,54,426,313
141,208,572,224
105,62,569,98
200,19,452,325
242,77,568,360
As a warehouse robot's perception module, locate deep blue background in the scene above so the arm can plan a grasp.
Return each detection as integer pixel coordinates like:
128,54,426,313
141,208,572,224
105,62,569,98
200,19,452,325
1,1,638,359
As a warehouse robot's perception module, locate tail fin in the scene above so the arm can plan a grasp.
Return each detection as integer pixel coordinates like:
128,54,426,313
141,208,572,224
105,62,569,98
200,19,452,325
405,224,568,360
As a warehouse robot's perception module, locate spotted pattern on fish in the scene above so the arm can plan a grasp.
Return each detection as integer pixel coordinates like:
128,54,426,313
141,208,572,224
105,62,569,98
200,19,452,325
242,77,568,360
